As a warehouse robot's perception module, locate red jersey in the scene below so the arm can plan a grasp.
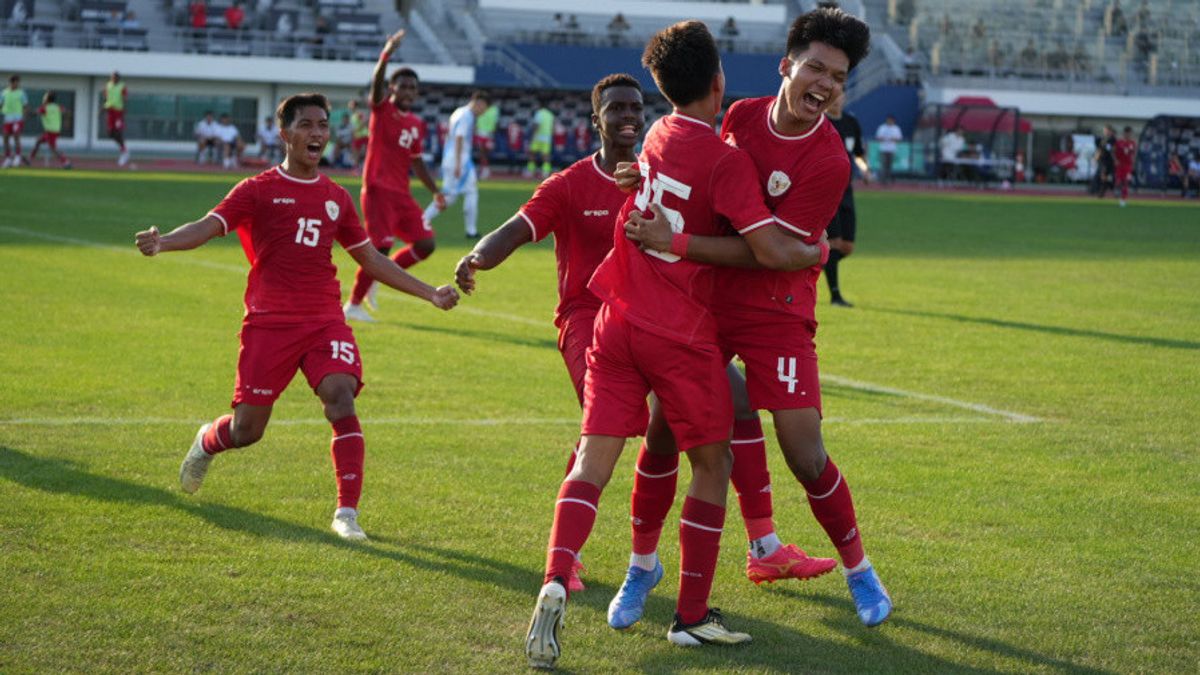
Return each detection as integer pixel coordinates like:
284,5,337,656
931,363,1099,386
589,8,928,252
716,97,850,320
362,99,424,194
507,121,525,153
210,167,371,326
517,153,623,327
573,122,591,154
1114,138,1136,170
552,121,568,151
589,113,775,345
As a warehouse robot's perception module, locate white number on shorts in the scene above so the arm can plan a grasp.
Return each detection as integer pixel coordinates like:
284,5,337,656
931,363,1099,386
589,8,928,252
399,128,416,149
330,340,356,365
777,357,798,394
295,217,321,247
632,163,692,263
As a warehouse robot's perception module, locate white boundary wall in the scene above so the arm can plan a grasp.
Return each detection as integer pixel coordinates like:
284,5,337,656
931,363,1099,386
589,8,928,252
1,47,474,153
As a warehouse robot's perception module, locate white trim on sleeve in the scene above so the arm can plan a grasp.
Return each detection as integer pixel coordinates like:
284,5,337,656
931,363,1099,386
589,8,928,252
209,211,229,235
344,238,372,251
773,216,812,237
737,217,776,235
517,210,540,241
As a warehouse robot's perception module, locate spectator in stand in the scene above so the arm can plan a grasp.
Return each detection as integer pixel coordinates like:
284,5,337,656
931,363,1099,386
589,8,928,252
189,0,207,52
1108,0,1128,37
564,14,580,44
874,114,903,185
194,110,220,164
607,12,630,47
1019,39,1039,72
256,115,280,163
214,113,243,169
719,16,739,52
312,14,331,59
224,2,244,30
120,10,141,28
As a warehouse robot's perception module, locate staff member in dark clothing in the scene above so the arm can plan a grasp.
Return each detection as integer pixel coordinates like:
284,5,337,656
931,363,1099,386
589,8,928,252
824,93,870,307
1093,125,1116,197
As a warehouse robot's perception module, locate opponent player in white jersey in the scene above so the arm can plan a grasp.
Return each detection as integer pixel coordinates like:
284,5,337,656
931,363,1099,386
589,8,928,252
423,90,490,239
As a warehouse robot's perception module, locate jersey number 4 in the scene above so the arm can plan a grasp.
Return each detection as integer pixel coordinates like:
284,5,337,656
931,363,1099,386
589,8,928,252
633,164,692,263
295,218,321,247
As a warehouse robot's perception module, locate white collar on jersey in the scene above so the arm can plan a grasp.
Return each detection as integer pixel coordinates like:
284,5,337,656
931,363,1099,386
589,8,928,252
274,166,321,184
589,153,616,183
670,112,715,130
765,100,826,141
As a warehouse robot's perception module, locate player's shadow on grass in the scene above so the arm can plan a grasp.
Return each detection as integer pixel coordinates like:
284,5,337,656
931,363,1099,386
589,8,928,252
378,319,559,351
870,306,1200,351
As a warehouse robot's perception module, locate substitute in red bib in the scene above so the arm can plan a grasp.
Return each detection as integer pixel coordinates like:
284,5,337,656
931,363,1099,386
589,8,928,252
135,93,458,541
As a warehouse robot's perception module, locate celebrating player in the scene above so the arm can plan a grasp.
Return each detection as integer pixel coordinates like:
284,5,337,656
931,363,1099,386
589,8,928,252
623,7,892,628
343,30,446,323
524,22,828,669
28,91,71,169
134,93,458,540
104,71,130,167
1114,126,1137,207
422,90,491,240
2,74,28,168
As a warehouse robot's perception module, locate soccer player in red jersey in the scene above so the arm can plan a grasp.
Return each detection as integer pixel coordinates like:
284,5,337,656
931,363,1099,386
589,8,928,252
134,93,458,540
524,23,828,668
343,30,446,323
624,7,892,628
1114,126,1137,207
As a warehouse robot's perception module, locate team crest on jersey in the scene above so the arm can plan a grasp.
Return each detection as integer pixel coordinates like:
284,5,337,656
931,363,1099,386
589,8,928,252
767,170,791,197
325,200,339,221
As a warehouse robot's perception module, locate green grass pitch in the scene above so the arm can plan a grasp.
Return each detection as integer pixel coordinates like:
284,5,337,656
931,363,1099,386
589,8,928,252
1,169,1197,672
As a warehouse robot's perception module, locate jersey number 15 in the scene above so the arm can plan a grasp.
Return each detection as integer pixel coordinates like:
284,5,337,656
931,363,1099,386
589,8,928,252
295,218,322,247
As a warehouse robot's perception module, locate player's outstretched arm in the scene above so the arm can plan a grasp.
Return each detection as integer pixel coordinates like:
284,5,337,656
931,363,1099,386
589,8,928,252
350,244,459,310
625,205,825,271
371,29,405,106
413,156,446,210
135,215,224,256
454,215,533,294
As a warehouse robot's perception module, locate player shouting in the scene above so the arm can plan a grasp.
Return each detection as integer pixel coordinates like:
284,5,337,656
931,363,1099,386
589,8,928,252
343,30,446,322
623,7,892,628
135,93,458,540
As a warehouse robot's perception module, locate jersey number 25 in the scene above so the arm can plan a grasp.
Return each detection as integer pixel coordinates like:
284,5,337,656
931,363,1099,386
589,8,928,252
633,163,692,263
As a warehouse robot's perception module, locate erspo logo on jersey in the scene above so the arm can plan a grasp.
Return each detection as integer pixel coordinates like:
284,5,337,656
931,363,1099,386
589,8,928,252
583,209,610,217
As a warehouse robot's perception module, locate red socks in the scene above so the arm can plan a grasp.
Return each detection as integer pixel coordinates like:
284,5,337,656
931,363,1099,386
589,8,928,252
331,416,365,509
730,416,775,540
630,443,679,555
390,245,425,270
677,496,725,624
544,480,601,589
349,267,374,305
200,414,234,454
802,456,865,569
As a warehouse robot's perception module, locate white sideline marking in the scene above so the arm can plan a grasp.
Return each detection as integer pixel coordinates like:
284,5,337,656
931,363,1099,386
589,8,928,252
2,225,1041,424
0,415,1011,428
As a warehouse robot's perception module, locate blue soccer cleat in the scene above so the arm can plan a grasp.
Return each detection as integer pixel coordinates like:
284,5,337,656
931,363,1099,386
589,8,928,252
607,561,664,630
846,564,893,627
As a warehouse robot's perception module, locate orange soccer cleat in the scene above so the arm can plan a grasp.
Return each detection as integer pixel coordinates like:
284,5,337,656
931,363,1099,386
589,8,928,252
745,544,837,584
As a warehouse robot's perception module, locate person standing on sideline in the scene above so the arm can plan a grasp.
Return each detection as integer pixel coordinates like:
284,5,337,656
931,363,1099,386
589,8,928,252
28,91,71,169
134,92,458,541
423,90,490,240
344,30,446,322
1093,124,1116,197
526,98,554,178
874,114,901,184
104,71,131,167
256,115,281,163
1113,126,1136,206
825,92,870,307
2,74,29,168
473,100,498,179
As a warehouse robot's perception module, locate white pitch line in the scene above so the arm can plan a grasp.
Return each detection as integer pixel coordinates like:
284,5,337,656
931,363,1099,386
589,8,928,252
2,225,1041,424
0,415,1005,428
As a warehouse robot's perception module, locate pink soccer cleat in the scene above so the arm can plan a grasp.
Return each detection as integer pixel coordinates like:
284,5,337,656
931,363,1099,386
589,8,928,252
746,544,837,585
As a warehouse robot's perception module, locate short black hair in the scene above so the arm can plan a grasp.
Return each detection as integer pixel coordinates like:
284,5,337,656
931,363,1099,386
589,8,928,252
642,20,720,107
45,91,56,103
9,74,18,83
470,90,491,104
276,92,330,128
390,67,419,84
591,73,642,115
786,7,871,71
1124,126,1133,133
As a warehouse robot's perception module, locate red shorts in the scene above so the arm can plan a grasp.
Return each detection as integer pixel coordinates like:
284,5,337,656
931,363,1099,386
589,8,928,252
719,308,822,415
473,135,494,151
40,132,59,149
582,304,731,451
361,187,430,248
1115,165,1133,182
106,109,124,133
232,320,364,408
557,309,598,407
2,120,23,135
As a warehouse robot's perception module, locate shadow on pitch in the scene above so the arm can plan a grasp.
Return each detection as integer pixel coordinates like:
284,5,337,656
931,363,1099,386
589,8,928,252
375,318,559,352
869,306,1200,351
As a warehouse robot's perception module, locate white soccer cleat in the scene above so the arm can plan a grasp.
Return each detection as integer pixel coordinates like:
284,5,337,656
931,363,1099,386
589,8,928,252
179,423,214,494
1,157,11,169
118,151,130,167
525,581,567,670
331,507,368,541
364,282,379,312
343,301,375,323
